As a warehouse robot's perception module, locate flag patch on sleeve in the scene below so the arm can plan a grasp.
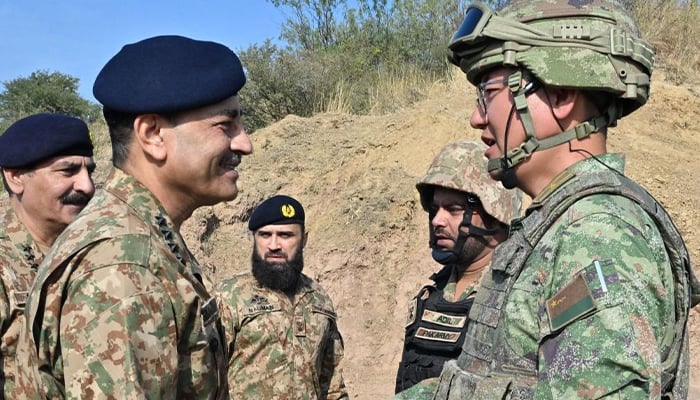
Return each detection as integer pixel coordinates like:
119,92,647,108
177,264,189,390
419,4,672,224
546,273,596,332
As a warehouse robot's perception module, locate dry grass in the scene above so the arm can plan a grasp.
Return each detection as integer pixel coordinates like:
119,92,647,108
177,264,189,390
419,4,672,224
320,81,355,115
319,1,698,116
365,65,443,115
320,63,451,116
633,0,700,84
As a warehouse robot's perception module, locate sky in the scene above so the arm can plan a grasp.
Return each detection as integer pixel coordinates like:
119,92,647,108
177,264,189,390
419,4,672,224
0,1,289,102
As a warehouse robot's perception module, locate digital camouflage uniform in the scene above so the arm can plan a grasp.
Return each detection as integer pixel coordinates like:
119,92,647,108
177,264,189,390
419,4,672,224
0,208,42,398
217,271,348,400
21,168,229,399
436,0,698,397
435,155,695,398
393,266,487,400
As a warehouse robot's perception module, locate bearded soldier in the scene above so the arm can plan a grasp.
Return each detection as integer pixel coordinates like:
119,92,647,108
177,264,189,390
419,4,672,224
217,195,348,400
394,140,521,400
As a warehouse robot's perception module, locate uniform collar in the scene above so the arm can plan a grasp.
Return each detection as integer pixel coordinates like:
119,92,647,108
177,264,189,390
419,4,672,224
530,153,626,207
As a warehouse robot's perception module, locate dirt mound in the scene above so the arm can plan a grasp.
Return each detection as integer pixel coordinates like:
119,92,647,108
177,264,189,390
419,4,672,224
182,71,700,399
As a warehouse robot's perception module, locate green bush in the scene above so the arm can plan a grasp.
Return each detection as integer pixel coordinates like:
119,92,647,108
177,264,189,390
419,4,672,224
0,70,101,133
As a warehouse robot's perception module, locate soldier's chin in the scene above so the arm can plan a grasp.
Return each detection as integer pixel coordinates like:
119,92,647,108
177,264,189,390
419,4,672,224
488,168,504,182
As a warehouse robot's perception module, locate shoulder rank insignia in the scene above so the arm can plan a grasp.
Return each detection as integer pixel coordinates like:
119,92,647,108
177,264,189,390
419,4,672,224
405,298,417,327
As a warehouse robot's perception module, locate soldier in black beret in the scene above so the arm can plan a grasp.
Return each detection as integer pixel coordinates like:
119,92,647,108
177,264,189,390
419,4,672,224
21,35,252,398
217,195,349,399
0,113,95,398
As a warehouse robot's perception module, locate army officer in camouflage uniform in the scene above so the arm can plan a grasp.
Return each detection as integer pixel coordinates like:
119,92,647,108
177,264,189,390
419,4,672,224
0,114,95,398
21,35,252,399
217,195,348,399
394,141,521,399
434,0,700,398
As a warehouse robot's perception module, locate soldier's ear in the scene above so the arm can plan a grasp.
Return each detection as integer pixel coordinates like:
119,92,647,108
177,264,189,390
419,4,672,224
302,231,309,248
546,87,578,121
133,114,168,162
3,168,25,195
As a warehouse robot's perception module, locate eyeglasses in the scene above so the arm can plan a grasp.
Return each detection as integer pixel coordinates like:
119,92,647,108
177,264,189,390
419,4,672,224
449,1,494,52
476,78,509,112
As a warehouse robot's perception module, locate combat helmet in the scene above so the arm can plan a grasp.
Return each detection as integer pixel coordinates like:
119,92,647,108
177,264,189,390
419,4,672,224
417,140,522,264
447,0,654,186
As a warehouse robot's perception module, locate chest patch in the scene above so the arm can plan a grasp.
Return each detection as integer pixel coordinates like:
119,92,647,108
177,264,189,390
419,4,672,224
244,294,280,315
415,327,461,343
421,309,466,328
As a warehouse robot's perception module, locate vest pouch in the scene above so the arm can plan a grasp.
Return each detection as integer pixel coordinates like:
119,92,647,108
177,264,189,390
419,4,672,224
436,359,520,400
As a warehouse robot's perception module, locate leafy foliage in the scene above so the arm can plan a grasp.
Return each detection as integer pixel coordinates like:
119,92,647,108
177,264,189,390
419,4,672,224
0,70,101,133
241,0,466,132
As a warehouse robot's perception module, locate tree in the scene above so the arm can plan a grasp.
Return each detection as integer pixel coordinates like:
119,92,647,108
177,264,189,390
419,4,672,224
269,0,347,51
0,70,100,132
239,40,319,131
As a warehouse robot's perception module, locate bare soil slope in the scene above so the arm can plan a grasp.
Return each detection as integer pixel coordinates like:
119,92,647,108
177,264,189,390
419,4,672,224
182,71,700,399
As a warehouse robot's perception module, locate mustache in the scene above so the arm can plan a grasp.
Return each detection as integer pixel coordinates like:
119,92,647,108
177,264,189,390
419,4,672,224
231,152,242,166
265,251,288,260
60,191,91,206
433,227,454,240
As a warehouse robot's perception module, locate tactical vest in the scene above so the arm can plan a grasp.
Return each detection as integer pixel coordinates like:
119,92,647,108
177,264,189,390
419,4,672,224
395,275,474,393
435,170,698,400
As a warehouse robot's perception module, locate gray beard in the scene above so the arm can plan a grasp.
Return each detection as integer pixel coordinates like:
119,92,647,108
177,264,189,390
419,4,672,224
251,247,304,295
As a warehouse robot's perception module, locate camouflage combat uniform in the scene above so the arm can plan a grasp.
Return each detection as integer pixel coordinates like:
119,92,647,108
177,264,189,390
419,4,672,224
0,208,42,398
435,154,695,399
393,265,488,400
217,272,348,399
21,168,229,399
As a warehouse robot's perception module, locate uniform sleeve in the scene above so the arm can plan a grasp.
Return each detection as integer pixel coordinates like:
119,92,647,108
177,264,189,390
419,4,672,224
214,277,241,364
392,377,439,400
60,263,179,399
0,276,10,333
533,204,674,399
320,321,349,400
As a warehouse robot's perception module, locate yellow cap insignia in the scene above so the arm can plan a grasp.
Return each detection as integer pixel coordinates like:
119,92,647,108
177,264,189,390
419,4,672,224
281,204,296,218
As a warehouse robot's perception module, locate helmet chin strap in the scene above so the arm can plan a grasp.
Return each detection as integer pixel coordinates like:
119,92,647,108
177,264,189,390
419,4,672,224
429,201,499,266
486,69,613,188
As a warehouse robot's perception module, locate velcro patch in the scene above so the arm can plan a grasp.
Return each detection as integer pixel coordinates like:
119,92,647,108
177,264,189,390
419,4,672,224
245,303,280,315
294,315,306,337
546,273,596,332
421,309,466,328
13,290,28,308
415,327,461,343
405,298,417,327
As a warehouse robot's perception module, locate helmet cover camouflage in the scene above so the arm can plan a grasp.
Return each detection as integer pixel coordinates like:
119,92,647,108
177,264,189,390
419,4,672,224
416,140,522,225
449,0,654,119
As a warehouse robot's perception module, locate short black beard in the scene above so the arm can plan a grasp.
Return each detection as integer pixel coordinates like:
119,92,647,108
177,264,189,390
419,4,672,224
455,235,488,266
251,247,304,295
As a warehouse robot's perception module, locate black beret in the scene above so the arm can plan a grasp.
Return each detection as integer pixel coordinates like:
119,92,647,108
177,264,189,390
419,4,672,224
249,195,306,231
0,113,93,168
93,35,245,114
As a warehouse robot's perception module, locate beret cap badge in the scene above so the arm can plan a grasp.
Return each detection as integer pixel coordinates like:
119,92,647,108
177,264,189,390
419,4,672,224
281,204,296,218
